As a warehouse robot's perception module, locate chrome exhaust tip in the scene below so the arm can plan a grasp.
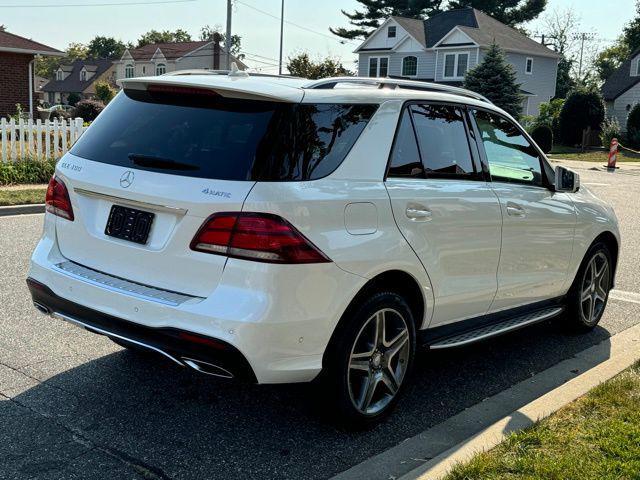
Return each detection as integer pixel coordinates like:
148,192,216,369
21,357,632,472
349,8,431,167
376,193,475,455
33,302,50,315
182,358,234,379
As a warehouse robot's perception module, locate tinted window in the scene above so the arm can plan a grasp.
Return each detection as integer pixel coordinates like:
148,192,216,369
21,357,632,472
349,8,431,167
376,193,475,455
71,90,377,181
474,110,543,186
410,104,478,179
388,109,422,178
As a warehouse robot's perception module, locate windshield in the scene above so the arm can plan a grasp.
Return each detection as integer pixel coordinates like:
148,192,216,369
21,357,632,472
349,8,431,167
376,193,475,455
70,89,378,181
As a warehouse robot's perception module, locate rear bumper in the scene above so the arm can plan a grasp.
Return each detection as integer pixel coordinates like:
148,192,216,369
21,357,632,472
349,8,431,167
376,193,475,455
28,278,256,381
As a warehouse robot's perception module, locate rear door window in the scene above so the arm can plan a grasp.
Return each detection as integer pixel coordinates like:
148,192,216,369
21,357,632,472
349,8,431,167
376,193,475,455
70,89,377,181
409,104,480,180
388,109,423,178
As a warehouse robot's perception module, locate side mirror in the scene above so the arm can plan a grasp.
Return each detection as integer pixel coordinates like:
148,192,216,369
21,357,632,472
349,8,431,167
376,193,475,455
555,166,580,193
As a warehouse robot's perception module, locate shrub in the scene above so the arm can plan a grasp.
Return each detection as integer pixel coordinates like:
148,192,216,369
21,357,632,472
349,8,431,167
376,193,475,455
558,88,605,146
600,116,622,149
0,158,56,186
537,98,564,138
626,104,640,148
530,124,553,153
95,81,116,105
73,99,105,121
67,92,81,106
50,109,71,121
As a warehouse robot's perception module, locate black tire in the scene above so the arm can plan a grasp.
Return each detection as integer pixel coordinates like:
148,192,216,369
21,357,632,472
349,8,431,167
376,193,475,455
322,291,416,428
565,242,613,332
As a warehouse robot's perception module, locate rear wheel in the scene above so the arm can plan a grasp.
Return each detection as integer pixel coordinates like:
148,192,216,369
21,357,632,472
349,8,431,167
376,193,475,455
323,292,416,428
566,243,612,331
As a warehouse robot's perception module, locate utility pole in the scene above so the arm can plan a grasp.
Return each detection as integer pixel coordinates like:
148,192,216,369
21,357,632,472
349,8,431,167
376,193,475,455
573,32,596,78
278,0,285,75
225,0,232,70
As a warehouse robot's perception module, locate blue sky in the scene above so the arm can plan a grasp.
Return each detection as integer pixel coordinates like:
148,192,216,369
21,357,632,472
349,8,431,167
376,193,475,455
1,0,636,72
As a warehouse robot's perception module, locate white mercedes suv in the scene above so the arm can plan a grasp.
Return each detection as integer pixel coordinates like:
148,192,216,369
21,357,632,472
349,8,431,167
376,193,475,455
28,72,620,426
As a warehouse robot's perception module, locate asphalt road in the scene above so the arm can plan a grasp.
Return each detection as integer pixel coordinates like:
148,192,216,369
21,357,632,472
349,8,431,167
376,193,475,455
2,160,640,480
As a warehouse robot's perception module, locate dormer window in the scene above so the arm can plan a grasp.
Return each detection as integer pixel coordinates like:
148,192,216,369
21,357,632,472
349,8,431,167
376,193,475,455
388,26,396,38
80,69,87,81
56,69,63,81
156,63,166,76
636,60,640,76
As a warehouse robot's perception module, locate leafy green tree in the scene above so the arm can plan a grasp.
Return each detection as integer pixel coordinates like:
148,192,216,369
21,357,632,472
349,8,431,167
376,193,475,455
594,41,630,82
67,92,81,106
35,42,87,78
95,81,116,104
623,0,640,52
199,25,244,59
287,53,352,79
448,0,546,26
463,43,523,118
558,88,605,145
87,36,127,59
136,29,192,48
554,57,576,99
330,0,444,40
626,104,640,147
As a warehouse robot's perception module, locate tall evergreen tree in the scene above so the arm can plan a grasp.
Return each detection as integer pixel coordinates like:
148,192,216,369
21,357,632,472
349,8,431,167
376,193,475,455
448,0,546,26
463,43,523,118
554,57,576,99
330,0,443,40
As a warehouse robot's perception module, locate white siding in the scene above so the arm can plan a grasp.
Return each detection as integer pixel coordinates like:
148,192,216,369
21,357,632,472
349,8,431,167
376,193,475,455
358,51,435,79
611,84,640,131
359,18,408,50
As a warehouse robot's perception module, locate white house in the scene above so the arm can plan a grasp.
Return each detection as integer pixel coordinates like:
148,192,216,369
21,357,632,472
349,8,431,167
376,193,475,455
355,8,561,116
602,48,640,131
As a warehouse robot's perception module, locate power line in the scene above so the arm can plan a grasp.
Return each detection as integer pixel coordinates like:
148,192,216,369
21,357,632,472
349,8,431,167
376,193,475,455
234,0,358,46
0,0,196,7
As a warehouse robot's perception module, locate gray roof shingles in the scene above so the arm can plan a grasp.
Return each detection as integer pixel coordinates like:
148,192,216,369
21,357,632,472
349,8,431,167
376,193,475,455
0,30,62,55
601,49,640,101
368,9,560,59
42,59,113,93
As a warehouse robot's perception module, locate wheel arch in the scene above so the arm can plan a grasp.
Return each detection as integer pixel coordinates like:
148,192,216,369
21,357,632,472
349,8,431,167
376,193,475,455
322,269,426,368
592,231,619,286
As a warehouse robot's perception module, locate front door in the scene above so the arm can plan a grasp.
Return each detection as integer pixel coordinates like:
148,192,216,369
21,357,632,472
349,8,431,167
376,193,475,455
385,103,502,327
472,109,576,312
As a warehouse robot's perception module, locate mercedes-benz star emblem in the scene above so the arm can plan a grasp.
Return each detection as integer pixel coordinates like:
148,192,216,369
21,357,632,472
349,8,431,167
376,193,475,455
120,170,134,188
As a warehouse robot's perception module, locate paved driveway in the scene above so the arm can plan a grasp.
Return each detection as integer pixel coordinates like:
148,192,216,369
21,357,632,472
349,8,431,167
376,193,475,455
1,160,639,480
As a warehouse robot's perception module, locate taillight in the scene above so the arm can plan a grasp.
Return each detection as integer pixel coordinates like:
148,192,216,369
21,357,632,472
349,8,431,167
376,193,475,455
45,176,74,221
190,212,330,264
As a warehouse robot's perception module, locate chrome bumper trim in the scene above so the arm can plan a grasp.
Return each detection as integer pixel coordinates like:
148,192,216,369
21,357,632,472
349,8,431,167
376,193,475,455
54,260,201,306
74,188,188,215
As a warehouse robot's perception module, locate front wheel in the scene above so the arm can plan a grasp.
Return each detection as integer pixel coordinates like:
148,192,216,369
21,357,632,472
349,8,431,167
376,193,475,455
566,243,613,331
323,292,416,428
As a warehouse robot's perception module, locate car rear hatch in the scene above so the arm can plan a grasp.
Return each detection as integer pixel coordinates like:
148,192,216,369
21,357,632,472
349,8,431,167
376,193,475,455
54,77,305,298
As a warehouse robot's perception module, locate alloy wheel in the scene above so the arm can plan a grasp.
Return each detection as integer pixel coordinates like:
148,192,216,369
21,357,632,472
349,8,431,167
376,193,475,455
580,252,610,325
347,308,411,415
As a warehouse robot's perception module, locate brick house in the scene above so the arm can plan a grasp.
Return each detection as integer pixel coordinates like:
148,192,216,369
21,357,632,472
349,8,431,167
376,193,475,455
0,30,63,117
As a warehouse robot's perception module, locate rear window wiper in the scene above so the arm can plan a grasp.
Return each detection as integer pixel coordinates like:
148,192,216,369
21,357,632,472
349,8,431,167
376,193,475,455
128,153,200,171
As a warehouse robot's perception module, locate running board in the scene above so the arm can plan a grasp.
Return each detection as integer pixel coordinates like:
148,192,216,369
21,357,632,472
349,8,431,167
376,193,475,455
428,307,564,350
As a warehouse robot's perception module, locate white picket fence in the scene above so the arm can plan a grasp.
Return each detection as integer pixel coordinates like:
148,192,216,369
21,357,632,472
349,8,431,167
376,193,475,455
0,117,87,162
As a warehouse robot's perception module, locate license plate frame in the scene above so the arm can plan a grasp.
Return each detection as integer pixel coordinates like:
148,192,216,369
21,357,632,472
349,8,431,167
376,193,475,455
105,205,155,245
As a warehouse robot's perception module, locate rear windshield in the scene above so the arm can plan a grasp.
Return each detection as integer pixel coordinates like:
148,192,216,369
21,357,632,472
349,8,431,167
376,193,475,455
70,89,378,181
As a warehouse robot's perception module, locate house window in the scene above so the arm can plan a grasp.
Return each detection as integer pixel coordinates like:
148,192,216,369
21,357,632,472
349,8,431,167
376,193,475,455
443,53,469,79
525,57,533,74
402,56,418,76
368,57,389,77
125,64,134,78
156,63,166,76
388,26,396,38
56,70,63,81
142,66,146,74
80,70,87,81
636,61,640,76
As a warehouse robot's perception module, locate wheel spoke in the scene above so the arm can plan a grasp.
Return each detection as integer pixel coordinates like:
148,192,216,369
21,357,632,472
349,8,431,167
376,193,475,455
349,357,370,372
581,287,591,302
359,372,380,411
374,311,385,348
588,294,596,321
385,329,409,359
381,369,399,395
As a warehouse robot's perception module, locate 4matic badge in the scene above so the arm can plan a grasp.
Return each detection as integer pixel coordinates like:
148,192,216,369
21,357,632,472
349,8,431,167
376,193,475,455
202,188,231,199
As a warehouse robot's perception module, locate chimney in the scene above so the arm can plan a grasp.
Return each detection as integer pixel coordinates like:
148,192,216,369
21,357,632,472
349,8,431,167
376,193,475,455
213,32,221,70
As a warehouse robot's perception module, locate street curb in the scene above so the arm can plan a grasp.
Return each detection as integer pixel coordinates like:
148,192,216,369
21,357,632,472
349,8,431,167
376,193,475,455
0,204,45,217
332,322,640,480
401,323,640,480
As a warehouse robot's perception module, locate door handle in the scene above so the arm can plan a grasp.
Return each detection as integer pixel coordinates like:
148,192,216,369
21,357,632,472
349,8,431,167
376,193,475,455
506,202,526,217
406,204,432,221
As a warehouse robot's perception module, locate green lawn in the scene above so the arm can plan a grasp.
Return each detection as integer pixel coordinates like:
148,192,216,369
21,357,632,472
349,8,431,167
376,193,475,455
0,187,47,206
444,362,640,480
548,145,640,163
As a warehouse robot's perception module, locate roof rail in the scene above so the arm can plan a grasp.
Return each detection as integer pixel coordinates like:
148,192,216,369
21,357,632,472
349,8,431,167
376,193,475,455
303,77,492,104
162,69,304,80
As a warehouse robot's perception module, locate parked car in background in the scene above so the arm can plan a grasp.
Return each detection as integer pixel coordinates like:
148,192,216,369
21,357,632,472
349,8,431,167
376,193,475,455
28,72,620,427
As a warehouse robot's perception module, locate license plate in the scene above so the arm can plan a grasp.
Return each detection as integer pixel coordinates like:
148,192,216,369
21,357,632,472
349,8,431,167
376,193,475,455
105,205,154,245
